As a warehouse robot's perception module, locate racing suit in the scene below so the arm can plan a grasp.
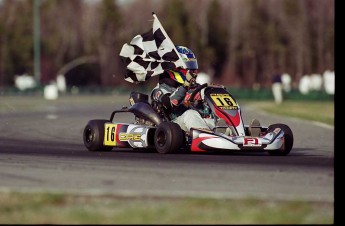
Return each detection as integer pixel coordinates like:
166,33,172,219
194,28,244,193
150,70,215,133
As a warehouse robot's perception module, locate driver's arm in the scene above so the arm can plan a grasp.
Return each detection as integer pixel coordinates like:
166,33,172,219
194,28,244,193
151,85,187,115
169,86,187,106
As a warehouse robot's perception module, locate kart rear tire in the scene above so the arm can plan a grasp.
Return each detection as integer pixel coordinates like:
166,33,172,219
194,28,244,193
154,122,184,154
267,123,293,156
83,119,113,152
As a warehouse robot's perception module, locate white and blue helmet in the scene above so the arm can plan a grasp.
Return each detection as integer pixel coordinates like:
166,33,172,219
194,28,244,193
176,45,198,70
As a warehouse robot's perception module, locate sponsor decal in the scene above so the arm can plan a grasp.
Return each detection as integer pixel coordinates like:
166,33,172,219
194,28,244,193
185,92,191,101
154,90,162,101
243,137,262,147
171,99,178,106
129,97,135,106
123,126,151,148
119,133,142,141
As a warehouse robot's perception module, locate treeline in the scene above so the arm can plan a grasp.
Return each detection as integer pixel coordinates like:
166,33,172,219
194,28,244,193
0,0,334,88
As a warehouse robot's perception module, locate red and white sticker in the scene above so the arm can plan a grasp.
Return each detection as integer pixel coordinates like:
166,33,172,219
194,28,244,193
171,99,178,106
243,137,262,147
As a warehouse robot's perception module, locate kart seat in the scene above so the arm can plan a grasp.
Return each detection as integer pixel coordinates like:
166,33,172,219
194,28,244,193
129,92,149,106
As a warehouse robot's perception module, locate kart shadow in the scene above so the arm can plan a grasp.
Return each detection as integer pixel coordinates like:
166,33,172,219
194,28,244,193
112,147,333,168
113,147,324,157
0,135,330,167
189,148,324,157
0,137,332,169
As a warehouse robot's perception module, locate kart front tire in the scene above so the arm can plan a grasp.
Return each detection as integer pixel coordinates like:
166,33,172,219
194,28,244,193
83,119,113,152
267,123,293,156
154,122,184,154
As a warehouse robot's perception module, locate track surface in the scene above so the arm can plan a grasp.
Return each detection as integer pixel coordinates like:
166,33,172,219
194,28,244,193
0,95,334,203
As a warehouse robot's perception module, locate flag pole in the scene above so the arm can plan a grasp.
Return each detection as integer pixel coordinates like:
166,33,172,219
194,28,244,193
151,12,187,69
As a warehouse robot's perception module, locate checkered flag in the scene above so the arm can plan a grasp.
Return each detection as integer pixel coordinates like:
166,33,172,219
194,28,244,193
119,13,186,83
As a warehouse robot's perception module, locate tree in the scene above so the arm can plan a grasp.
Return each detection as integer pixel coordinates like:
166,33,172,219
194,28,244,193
0,0,334,89
98,0,123,86
161,0,189,46
40,0,86,84
206,0,229,80
0,0,33,86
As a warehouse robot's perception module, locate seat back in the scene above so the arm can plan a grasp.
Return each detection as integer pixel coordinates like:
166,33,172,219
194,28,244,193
129,92,149,106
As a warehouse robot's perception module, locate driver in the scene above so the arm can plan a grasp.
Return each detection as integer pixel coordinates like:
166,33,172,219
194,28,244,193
150,45,215,133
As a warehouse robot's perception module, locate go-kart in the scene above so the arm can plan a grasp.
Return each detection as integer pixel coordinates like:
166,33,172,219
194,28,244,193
83,83,293,156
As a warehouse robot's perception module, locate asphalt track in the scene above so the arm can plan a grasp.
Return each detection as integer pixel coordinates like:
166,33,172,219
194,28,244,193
0,95,334,203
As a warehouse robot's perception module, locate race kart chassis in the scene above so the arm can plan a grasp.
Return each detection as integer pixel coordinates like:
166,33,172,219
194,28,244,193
83,84,293,155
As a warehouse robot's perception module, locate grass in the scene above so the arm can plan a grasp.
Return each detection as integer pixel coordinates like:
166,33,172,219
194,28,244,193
243,100,334,126
0,192,333,224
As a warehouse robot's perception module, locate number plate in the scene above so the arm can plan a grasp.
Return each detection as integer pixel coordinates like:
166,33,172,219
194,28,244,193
210,93,238,110
104,123,117,146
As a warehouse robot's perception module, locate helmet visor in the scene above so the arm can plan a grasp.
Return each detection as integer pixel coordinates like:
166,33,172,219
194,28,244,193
185,59,198,70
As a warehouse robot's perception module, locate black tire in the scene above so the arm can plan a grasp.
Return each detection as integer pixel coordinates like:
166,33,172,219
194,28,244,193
83,119,113,152
154,122,184,154
267,123,294,156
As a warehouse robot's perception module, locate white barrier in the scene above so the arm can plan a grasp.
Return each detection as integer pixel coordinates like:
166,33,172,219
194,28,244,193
44,83,59,100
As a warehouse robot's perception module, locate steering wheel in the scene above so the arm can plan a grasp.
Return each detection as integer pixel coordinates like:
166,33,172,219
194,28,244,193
186,83,208,113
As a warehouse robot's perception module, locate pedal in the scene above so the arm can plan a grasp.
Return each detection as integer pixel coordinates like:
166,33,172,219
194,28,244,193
215,118,228,134
248,119,261,137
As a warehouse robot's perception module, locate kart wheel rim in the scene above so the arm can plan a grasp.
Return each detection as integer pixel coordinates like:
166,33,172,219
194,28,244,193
84,128,93,144
156,131,167,147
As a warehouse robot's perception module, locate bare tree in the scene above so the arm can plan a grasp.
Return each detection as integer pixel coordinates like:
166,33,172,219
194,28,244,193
0,0,334,88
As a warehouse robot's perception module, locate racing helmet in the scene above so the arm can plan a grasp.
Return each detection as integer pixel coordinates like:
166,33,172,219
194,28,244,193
163,46,198,85
176,45,198,70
